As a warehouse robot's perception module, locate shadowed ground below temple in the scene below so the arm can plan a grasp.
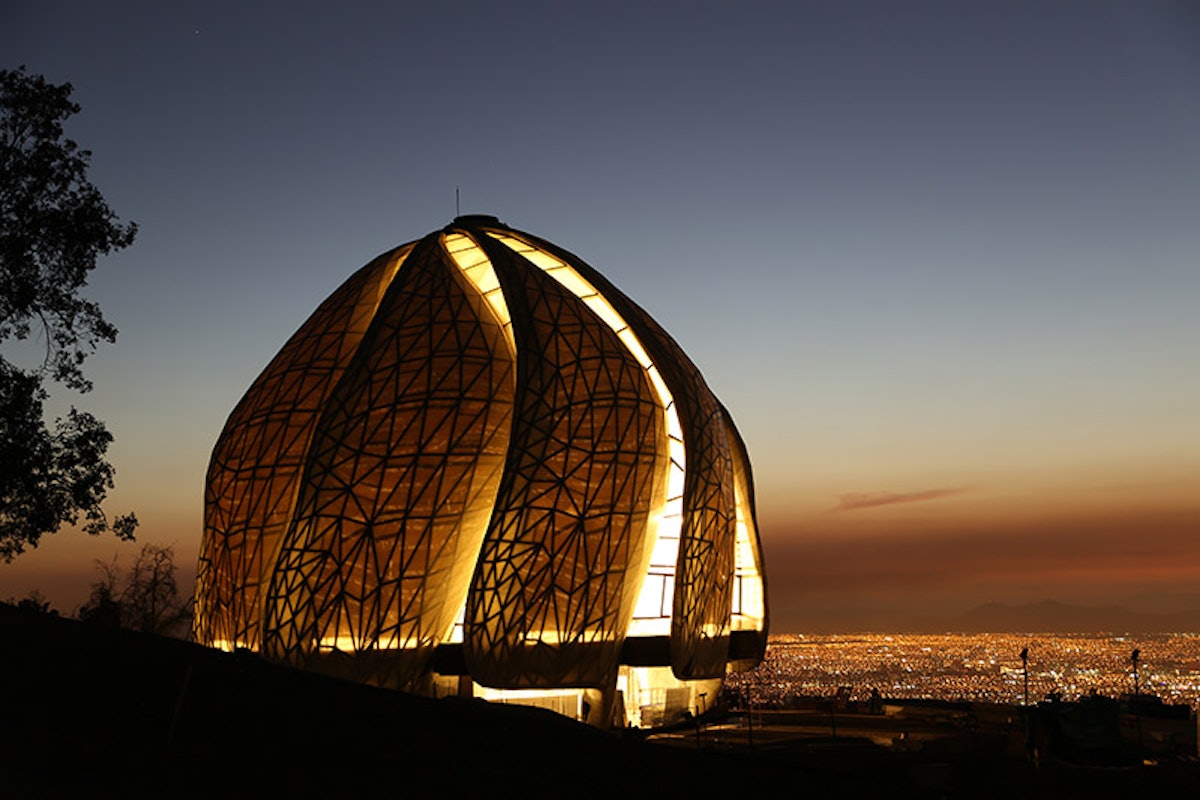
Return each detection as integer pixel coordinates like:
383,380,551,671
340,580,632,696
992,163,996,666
3,608,1197,798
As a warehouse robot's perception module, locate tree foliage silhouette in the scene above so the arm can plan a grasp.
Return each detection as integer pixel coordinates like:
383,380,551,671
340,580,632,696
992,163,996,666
0,589,58,616
77,554,123,627
80,544,190,635
122,543,187,634
0,66,137,560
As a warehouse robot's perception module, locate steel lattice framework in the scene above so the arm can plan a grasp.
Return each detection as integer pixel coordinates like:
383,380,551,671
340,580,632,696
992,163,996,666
195,216,767,723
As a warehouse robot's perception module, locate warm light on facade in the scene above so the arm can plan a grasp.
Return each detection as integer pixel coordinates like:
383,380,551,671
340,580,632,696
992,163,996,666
194,215,767,728
484,230,688,643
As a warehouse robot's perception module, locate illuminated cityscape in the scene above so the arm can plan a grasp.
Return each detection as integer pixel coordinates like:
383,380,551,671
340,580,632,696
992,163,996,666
729,633,1200,709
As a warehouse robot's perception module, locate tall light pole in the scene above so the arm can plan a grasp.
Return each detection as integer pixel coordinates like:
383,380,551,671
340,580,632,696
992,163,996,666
1131,648,1144,751
1020,647,1030,706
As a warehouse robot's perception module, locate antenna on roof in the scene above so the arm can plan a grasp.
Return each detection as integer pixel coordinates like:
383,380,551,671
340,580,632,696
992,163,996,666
455,186,461,217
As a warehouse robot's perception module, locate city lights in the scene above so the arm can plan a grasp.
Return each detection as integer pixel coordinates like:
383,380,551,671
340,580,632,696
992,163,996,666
729,633,1200,709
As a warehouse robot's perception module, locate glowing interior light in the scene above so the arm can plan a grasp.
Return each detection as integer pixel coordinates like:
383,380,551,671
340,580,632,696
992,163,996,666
445,615,465,644
435,231,518,649
486,230,685,639
317,633,421,652
317,635,360,652
472,684,593,722
646,367,670,410
618,665,722,728
442,232,515,357
513,628,608,645
582,295,626,331
616,328,653,369
730,478,765,630
476,686,586,701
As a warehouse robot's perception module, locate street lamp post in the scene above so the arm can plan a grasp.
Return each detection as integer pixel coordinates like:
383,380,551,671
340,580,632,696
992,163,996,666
1019,646,1033,764
1131,648,1144,751
1020,647,1030,706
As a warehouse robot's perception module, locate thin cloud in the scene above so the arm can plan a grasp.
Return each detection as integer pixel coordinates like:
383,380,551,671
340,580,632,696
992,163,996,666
832,487,968,512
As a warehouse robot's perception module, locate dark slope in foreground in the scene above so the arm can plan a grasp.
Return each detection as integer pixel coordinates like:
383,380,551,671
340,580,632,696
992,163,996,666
4,609,1198,799
0,610,806,798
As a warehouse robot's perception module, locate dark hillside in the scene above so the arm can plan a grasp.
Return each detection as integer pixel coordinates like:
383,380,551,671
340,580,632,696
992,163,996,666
4,608,1198,798
0,609,801,798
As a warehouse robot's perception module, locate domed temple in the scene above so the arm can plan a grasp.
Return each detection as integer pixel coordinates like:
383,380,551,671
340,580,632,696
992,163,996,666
194,215,767,727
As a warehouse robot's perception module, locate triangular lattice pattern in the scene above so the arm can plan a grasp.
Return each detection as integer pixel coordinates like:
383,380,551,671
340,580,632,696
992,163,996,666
463,240,665,689
196,246,409,650
515,231,738,679
262,239,514,690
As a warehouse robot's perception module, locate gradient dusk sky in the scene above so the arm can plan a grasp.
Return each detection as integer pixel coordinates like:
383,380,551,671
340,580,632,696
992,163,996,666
3,1,1198,631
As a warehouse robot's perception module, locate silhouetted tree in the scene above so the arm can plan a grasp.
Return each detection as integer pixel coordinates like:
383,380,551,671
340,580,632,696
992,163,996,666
123,543,185,634
1,589,58,616
77,555,123,627
79,544,191,635
0,66,137,560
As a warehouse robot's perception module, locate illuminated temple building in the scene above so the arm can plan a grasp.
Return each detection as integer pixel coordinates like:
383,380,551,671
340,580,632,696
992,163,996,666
194,215,767,727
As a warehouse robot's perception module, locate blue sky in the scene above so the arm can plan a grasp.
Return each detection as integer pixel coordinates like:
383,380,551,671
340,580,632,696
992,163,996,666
3,1,1198,628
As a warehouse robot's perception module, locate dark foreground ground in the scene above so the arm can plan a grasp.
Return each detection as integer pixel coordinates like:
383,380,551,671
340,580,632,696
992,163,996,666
3,608,1197,798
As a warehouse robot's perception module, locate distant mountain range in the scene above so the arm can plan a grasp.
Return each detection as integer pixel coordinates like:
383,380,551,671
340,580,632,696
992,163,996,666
796,600,1200,634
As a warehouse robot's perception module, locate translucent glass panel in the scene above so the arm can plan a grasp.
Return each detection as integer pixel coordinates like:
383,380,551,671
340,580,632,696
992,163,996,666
464,240,666,689
442,232,514,356
730,496,765,630
261,242,515,690
196,245,410,651
617,666,722,728
473,685,606,725
485,231,686,640
662,383,736,680
439,231,514,648
503,232,738,679
724,406,767,667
